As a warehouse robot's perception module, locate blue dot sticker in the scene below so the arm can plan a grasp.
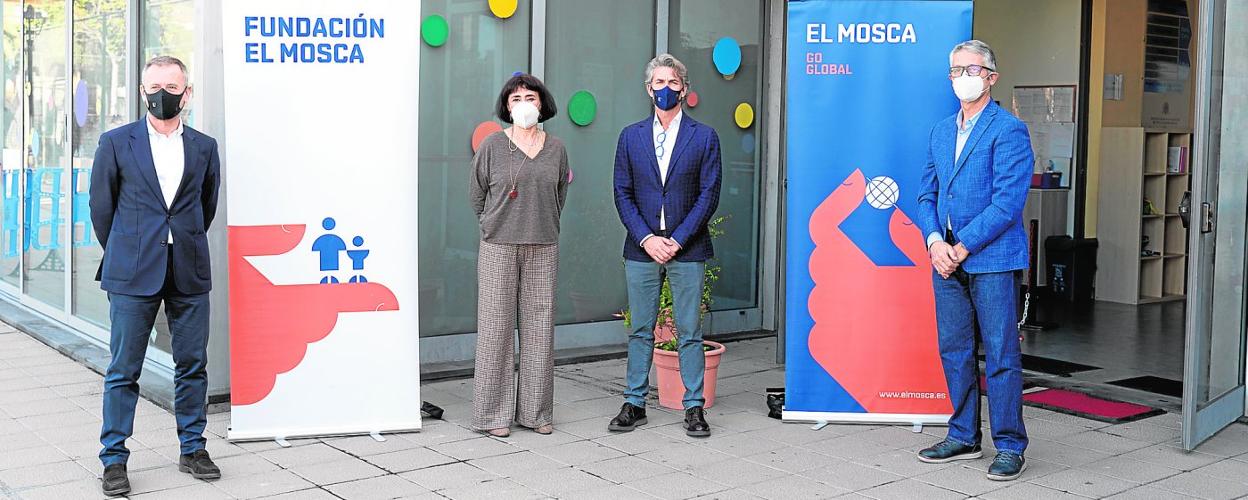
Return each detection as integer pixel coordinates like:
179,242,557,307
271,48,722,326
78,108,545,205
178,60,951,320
713,37,742,76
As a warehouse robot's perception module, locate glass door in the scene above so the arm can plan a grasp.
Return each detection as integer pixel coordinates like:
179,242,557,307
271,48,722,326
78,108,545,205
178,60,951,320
1182,0,1248,451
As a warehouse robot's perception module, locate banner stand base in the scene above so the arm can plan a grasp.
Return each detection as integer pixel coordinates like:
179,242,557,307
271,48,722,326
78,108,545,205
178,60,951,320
274,437,292,448
912,423,924,433
369,432,387,442
783,411,951,427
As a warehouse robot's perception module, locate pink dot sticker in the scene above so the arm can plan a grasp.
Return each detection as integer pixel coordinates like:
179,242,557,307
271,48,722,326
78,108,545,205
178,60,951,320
471,121,503,152
687,91,700,108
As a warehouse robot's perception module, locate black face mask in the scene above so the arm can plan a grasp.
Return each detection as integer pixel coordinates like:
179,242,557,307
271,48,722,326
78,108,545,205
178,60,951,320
144,89,184,120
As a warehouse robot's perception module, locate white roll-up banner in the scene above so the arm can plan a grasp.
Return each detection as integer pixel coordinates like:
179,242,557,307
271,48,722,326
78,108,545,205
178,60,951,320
222,0,421,440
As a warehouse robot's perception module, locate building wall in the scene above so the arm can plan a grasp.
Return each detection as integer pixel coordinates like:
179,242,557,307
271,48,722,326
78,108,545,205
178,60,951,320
0,0,776,404
973,0,1083,236
973,0,1082,112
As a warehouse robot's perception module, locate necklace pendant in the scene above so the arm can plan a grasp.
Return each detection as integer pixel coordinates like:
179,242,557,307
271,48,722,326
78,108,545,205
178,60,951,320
509,189,518,199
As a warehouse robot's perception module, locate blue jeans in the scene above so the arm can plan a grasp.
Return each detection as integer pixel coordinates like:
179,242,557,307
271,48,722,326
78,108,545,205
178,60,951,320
932,269,1028,455
100,285,210,466
624,259,705,409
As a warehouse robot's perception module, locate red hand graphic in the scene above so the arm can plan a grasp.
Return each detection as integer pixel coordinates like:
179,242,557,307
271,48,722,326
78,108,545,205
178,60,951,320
807,170,952,414
228,224,399,406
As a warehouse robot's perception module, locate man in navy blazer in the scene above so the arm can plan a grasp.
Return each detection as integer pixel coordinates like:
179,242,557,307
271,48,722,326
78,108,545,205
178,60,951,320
91,56,221,496
609,54,721,437
915,41,1033,481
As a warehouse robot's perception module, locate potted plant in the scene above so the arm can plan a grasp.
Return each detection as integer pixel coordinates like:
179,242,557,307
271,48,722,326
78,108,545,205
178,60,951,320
618,216,727,409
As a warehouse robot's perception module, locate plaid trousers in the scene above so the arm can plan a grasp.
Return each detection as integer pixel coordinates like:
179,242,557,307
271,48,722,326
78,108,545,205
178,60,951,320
472,240,558,430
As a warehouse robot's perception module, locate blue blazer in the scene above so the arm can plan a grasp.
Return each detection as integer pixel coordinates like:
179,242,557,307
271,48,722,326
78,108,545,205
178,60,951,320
917,100,1033,274
89,119,221,296
613,114,722,262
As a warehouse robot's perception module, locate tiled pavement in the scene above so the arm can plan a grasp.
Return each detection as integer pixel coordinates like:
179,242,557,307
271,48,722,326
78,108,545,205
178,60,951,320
2,321,1248,499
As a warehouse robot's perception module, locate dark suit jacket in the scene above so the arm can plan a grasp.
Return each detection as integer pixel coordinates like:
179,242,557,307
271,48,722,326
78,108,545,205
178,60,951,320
613,113,722,262
89,119,221,296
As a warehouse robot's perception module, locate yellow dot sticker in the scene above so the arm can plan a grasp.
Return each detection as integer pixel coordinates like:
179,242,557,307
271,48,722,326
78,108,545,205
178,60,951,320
734,103,754,129
489,0,518,19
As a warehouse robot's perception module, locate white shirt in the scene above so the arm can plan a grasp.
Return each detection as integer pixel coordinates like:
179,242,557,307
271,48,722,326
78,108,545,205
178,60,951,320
652,110,681,233
147,118,185,243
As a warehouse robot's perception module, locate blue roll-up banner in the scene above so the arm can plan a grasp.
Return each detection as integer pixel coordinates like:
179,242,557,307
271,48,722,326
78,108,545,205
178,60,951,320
784,0,973,424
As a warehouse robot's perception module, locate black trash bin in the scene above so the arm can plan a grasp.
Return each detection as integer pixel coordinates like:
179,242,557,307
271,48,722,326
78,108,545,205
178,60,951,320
1045,236,1098,305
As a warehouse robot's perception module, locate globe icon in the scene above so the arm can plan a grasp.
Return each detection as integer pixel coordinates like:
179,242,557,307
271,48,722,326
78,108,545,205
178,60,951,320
865,176,900,210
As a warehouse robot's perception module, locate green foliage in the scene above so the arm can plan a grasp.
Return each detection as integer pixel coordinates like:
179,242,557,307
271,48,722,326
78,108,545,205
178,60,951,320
654,338,714,352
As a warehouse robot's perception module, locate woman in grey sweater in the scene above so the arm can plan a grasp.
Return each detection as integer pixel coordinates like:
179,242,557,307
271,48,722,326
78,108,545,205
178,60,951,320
469,74,569,437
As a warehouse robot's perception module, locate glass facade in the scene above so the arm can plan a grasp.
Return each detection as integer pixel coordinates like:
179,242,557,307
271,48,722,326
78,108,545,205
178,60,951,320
23,0,68,310
0,0,199,360
415,0,768,337
1,1,23,291
417,0,531,337
1,0,772,378
544,0,654,325
668,0,763,312
71,0,128,328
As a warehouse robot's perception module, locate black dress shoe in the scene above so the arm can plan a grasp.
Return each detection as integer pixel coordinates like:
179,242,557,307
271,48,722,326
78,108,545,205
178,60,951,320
684,407,711,437
101,463,130,497
179,449,222,480
608,403,648,432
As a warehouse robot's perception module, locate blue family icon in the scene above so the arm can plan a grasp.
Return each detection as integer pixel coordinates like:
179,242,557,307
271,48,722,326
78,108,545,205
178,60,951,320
347,236,370,283
312,217,347,284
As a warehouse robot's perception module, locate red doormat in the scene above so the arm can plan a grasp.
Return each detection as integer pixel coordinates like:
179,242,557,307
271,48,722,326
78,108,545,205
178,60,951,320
1022,388,1165,424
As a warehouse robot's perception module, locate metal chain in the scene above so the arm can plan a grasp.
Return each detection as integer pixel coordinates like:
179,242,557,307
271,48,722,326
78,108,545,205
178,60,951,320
1017,289,1031,329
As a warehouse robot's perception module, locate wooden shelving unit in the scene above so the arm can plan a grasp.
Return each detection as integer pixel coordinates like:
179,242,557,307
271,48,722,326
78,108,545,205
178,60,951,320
1096,127,1191,304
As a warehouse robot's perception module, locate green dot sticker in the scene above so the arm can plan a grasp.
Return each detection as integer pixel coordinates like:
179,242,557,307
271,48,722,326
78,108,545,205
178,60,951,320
568,90,597,127
421,15,449,47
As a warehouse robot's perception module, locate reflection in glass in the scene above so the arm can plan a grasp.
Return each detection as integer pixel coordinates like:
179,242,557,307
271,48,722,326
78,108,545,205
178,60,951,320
23,0,67,309
140,0,194,126
71,0,128,327
1199,0,1247,408
670,0,763,311
1,1,23,289
544,0,653,324
418,0,530,336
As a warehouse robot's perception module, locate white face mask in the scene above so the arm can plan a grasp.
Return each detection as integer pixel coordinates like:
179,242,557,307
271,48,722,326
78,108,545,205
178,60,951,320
952,74,987,103
510,101,540,129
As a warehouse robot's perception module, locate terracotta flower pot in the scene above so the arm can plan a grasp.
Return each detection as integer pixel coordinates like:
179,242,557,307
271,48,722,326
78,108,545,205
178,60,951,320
653,340,726,410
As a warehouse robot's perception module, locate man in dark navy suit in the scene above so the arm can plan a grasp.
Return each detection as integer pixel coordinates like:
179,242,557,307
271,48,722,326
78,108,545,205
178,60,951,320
609,54,722,437
91,56,221,496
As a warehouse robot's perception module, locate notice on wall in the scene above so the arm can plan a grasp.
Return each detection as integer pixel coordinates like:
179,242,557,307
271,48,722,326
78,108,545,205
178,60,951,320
1142,0,1195,130
1013,85,1077,186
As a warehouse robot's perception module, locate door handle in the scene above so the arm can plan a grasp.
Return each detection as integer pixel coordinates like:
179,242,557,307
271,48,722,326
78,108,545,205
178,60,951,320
1179,191,1191,229
1201,202,1214,233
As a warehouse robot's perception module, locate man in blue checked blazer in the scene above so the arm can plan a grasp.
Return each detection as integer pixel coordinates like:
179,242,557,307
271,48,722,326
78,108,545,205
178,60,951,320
609,54,721,438
915,40,1033,481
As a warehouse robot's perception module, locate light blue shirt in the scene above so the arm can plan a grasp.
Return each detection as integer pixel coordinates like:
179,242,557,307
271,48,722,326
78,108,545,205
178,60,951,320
955,107,983,161
927,107,985,248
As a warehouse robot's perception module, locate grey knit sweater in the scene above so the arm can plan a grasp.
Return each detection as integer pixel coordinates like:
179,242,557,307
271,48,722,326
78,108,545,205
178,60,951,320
469,131,569,245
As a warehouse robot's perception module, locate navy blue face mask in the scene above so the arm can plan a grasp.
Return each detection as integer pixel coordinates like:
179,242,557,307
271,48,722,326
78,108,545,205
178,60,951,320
653,86,682,111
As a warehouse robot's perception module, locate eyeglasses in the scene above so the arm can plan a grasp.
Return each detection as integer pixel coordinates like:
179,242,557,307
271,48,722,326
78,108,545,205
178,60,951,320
949,65,995,77
655,130,667,160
